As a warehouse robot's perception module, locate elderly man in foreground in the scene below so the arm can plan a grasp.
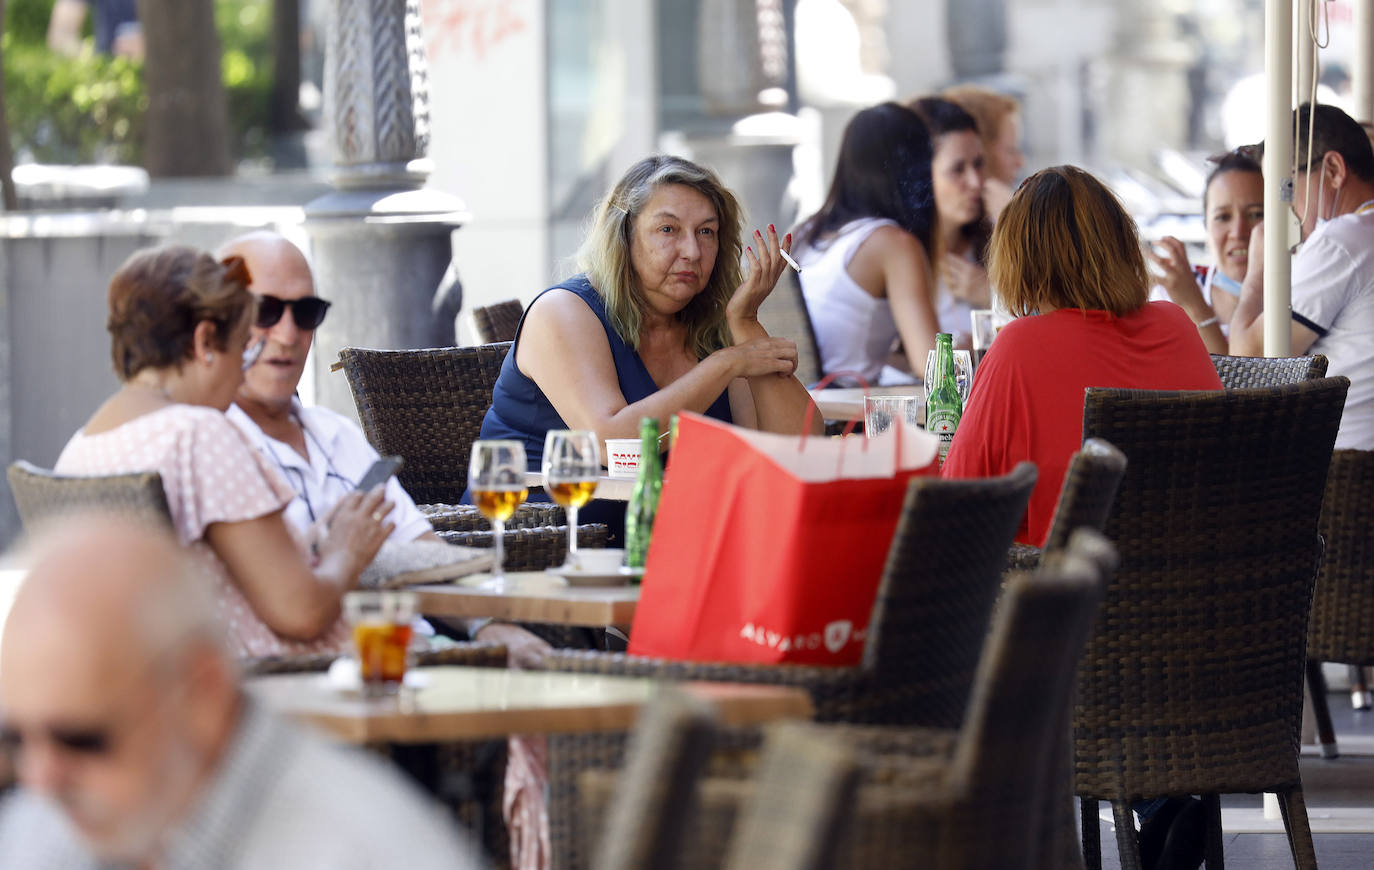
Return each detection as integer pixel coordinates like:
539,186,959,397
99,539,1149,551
0,515,485,869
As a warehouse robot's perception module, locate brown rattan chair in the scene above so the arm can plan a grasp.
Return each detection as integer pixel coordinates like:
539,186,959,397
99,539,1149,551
437,524,608,572
470,299,525,345
587,690,718,870
336,342,510,504
589,528,1112,870
1306,449,1374,759
1074,377,1349,870
758,267,823,387
542,462,1037,869
1005,438,1128,573
7,459,172,531
420,501,566,533
1209,353,1328,388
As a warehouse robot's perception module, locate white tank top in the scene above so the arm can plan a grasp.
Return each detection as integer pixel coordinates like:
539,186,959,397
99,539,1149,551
796,217,902,384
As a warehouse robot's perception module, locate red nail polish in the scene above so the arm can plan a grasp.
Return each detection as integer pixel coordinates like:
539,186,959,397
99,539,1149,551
769,224,775,232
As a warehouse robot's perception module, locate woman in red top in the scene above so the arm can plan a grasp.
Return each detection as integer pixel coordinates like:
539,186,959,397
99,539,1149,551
942,165,1223,546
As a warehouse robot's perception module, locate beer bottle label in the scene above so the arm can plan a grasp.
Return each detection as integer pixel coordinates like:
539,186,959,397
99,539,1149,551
927,408,960,461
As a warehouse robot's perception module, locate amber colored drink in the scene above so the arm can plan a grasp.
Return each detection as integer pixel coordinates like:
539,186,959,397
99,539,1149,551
353,621,413,691
474,488,528,523
548,479,597,509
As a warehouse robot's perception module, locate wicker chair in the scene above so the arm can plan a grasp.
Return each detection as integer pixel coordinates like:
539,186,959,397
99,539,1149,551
336,342,510,505
470,299,525,345
1209,353,1328,388
1074,377,1349,870
584,529,1113,870
8,459,172,532
437,524,609,572
588,690,719,870
542,462,1037,870
421,501,566,533
1005,438,1128,573
758,267,823,387
1306,449,1374,759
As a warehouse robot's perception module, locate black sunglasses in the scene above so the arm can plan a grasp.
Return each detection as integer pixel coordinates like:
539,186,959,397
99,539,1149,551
255,295,331,331
0,723,111,756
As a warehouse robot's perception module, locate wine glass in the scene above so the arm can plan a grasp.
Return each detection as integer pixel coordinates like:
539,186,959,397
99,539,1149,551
924,349,974,405
542,430,600,570
469,440,528,589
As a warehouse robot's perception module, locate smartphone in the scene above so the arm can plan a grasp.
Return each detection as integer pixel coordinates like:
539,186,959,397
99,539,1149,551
356,455,403,491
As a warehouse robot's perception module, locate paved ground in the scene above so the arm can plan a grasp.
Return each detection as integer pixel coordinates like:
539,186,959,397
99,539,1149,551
1090,696,1374,868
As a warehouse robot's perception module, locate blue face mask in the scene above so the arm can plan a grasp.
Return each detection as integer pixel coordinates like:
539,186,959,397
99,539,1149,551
1210,267,1243,297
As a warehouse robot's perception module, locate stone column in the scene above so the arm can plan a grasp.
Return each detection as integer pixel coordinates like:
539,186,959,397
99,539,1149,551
305,0,468,417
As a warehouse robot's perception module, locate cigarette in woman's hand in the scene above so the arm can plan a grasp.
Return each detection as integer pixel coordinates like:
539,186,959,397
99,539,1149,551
779,247,802,273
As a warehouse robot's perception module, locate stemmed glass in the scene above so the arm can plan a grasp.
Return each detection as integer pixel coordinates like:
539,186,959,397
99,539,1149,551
924,349,974,405
469,440,528,589
542,430,600,570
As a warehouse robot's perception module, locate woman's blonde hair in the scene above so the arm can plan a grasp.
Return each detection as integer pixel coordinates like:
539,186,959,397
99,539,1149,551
941,84,1020,178
990,165,1148,317
576,155,743,358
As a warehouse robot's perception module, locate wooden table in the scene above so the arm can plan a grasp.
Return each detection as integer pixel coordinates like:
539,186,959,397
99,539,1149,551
247,665,814,743
809,384,925,424
414,571,638,626
521,472,634,502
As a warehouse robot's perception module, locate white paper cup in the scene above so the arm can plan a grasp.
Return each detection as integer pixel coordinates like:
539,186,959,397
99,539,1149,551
605,439,641,478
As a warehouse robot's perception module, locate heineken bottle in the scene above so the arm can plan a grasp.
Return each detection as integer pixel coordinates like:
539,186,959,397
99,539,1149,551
624,417,663,572
926,333,963,465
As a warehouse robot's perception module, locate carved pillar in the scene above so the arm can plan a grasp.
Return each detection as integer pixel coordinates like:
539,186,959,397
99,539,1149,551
305,0,468,418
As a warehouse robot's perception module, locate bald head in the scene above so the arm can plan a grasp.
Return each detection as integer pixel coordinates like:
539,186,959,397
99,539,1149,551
220,232,320,411
0,515,237,862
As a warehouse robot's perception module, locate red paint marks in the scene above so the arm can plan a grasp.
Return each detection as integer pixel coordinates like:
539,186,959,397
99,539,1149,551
421,0,529,63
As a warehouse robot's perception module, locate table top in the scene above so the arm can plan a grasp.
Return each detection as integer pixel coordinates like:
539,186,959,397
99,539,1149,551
809,384,925,424
521,472,634,502
414,571,638,626
247,665,814,743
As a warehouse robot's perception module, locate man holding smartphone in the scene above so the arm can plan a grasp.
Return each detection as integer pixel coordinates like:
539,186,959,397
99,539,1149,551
220,232,551,668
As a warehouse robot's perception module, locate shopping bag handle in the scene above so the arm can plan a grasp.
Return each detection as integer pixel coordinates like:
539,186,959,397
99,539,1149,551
801,370,869,450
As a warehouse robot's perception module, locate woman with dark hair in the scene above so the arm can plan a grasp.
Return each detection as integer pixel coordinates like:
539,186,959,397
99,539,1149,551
942,166,1222,547
791,102,941,383
1149,148,1264,353
908,96,994,342
55,245,393,658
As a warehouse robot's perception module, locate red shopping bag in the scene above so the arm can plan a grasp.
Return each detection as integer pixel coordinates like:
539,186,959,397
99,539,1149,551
627,410,939,666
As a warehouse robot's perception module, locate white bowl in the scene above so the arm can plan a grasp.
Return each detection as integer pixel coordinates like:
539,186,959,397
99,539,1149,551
605,439,641,478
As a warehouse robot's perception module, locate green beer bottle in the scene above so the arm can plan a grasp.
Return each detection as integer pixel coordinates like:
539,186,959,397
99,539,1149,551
624,417,663,571
926,332,963,465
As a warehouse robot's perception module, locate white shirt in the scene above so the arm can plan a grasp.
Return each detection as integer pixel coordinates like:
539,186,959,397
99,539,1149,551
797,217,904,385
1291,207,1374,449
226,399,432,542
0,702,485,869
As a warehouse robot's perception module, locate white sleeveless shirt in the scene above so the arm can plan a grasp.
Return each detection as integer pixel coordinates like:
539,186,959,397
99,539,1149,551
796,218,903,384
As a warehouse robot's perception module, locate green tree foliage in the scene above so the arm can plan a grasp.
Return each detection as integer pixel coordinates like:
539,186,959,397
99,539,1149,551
4,0,276,165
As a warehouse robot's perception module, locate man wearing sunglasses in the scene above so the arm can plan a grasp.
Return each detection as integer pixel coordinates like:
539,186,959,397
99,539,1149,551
219,232,552,669
220,231,437,544
0,515,482,868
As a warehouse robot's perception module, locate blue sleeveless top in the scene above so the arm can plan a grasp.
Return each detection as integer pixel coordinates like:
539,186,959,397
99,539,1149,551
476,275,733,471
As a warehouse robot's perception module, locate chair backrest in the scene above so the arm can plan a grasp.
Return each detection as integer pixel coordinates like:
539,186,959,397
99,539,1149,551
336,342,510,503
943,529,1112,869
1040,438,1127,557
592,689,718,870
721,722,860,870
861,461,1037,728
1210,353,1328,388
1075,377,1349,797
7,460,172,532
470,299,524,345
757,268,822,387
1310,448,1374,664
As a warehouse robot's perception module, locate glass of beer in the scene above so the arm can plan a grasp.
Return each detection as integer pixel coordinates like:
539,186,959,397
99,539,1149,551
542,430,600,570
344,590,418,698
469,439,528,589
